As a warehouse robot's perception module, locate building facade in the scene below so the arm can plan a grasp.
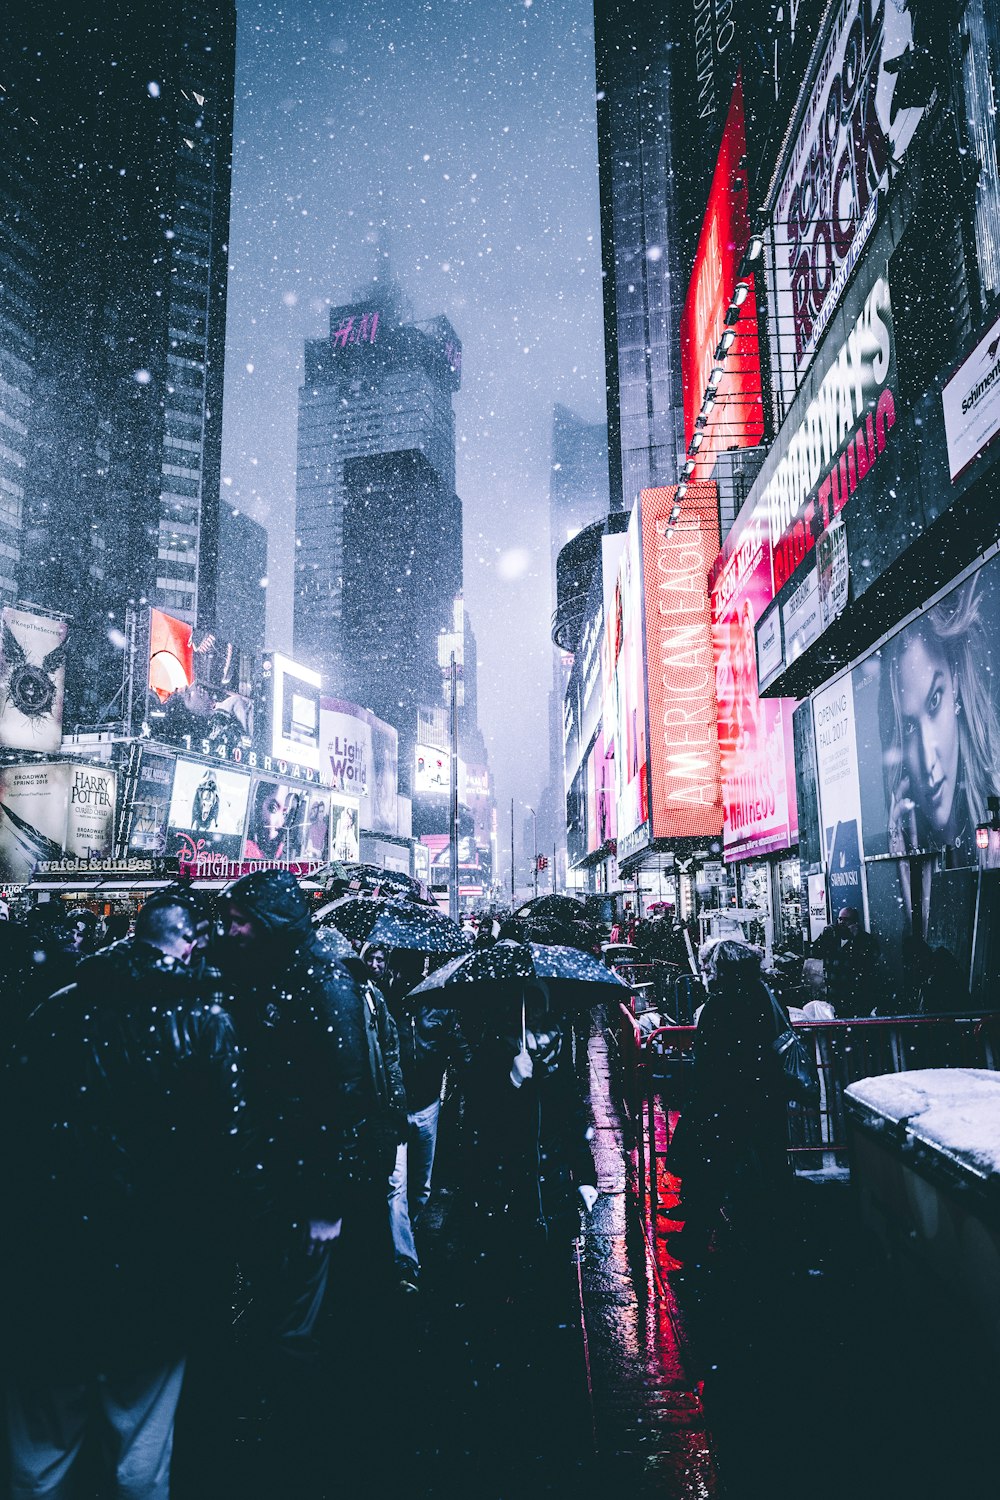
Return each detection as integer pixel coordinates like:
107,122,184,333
575,0,1000,989
217,504,268,661
339,448,462,792
293,288,462,678
8,1,236,720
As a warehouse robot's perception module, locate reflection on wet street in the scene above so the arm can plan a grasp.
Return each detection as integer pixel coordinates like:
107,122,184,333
171,1027,997,1499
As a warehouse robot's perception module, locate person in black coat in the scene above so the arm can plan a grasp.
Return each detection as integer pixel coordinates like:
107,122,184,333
3,899,246,1500
669,938,790,1265
219,870,378,1352
382,948,470,1291
463,979,598,1286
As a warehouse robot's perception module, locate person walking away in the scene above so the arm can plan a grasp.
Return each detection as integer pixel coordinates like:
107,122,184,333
220,872,382,1348
2,899,246,1500
669,938,790,1269
383,949,471,1293
463,980,598,1300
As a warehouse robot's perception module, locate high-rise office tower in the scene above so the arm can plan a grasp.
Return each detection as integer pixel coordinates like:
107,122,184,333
594,0,688,512
7,1,236,719
217,504,269,661
542,406,610,876
340,449,462,792
294,285,462,679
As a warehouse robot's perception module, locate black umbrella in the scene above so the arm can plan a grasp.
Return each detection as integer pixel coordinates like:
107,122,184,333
320,895,471,954
515,894,586,923
310,922,355,961
409,939,627,1001
316,895,384,944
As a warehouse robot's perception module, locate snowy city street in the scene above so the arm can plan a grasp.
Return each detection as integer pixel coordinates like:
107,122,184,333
2,0,1000,1495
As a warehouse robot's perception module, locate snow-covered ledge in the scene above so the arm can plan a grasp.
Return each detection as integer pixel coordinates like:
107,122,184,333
846,1069,1000,1182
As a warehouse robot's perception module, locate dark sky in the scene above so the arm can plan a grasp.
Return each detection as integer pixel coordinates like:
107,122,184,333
220,0,607,827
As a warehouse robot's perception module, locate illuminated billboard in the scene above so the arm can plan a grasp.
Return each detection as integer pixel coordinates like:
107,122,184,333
166,757,251,862
680,74,763,477
330,791,361,863
243,777,331,864
264,653,322,772
0,762,116,882
606,501,650,860
147,608,253,754
710,505,799,862
640,486,723,840
0,605,68,754
770,0,926,408
319,697,398,835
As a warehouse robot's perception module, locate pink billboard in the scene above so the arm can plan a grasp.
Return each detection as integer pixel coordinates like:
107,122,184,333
710,507,799,862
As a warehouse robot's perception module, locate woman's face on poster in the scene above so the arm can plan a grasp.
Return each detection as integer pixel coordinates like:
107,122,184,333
260,788,288,839
895,633,960,834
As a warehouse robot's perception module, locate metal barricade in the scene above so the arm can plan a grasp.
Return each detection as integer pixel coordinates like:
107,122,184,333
633,1012,1000,1220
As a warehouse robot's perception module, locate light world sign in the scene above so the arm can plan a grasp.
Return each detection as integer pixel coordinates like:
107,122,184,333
640,484,723,840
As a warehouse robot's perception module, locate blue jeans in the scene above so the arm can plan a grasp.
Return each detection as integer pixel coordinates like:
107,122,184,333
6,1358,186,1500
388,1098,441,1268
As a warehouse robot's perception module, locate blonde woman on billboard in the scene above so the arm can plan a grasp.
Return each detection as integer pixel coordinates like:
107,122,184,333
878,575,1000,927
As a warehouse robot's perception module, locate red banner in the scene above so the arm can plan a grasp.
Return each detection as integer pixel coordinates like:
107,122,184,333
680,73,764,477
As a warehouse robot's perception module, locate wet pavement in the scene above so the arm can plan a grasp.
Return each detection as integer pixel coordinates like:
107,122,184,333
167,1030,996,1500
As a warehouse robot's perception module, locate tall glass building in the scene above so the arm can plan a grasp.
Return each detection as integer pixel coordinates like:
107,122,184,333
7,0,236,719
293,288,462,677
594,0,688,512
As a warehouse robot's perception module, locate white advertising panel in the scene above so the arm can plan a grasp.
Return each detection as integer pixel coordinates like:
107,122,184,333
813,677,868,922
167,758,251,861
0,764,72,882
942,311,1000,481
320,698,398,835
65,765,116,861
269,654,322,771
329,790,361,863
0,606,68,753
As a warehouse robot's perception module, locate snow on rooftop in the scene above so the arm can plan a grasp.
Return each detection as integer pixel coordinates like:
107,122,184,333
846,1070,1000,1180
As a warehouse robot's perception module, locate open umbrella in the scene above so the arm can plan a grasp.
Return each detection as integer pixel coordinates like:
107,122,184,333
515,894,586,923
409,939,627,1001
310,922,355,961
320,895,471,954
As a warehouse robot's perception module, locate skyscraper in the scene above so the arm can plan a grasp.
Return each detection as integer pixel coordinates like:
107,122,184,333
217,504,268,661
594,0,688,512
294,286,462,678
7,1,236,719
541,406,610,880
340,449,462,792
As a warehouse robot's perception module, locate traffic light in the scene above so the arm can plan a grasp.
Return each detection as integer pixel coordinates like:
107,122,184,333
536,854,548,871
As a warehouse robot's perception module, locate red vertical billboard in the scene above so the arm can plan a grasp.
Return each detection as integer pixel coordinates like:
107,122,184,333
709,507,799,860
641,485,723,840
680,73,764,477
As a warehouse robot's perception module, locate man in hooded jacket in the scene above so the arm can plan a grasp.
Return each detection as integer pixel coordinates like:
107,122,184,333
220,870,377,1353
3,899,246,1500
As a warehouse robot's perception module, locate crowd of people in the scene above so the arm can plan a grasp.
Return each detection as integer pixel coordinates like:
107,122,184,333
0,875,600,1499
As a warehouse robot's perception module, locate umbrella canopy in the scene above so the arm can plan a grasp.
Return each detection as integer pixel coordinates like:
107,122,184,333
310,922,355,961
515,894,586,923
320,894,471,954
409,939,627,1001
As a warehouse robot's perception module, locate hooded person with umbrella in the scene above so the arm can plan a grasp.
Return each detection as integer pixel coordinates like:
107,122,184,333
411,942,615,1290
